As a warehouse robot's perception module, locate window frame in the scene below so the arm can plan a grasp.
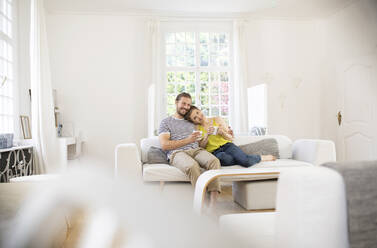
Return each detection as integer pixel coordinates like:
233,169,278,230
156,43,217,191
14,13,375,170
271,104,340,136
160,21,234,123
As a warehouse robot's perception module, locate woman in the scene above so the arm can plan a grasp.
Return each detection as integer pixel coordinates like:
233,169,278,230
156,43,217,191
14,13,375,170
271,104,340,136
184,106,276,167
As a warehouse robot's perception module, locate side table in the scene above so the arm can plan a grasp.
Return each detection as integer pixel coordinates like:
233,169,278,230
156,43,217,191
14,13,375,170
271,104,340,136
0,145,34,182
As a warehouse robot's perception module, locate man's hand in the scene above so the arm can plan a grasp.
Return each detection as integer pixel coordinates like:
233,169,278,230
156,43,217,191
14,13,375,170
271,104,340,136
187,131,201,143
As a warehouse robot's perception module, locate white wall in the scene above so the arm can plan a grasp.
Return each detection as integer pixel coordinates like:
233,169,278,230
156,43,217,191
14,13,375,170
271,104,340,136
245,19,322,140
45,0,377,166
46,14,151,167
319,0,377,143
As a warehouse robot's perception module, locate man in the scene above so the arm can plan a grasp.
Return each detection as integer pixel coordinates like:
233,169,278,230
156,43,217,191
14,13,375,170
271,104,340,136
159,92,221,207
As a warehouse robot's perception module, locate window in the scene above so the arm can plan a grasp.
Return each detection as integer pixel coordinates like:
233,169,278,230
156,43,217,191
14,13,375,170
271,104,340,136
0,0,14,134
164,31,231,122
248,84,267,135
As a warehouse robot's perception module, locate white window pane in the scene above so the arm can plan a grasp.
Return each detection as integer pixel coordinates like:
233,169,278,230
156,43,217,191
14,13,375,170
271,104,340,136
176,43,184,54
210,33,219,43
210,72,218,82
211,106,219,116
210,44,218,54
186,56,194,67
200,72,209,82
186,32,195,43
166,55,176,66
185,44,194,57
211,95,219,105
200,44,208,56
176,32,185,43
200,94,208,105
200,83,209,95
200,56,208,67
167,71,175,82
221,94,229,105
176,71,185,82
166,83,175,94
199,33,209,43
221,106,229,116
210,55,218,66
177,83,185,93
166,44,175,55
219,33,228,44
166,33,175,43
167,95,175,105
210,82,219,94
6,2,11,20
221,82,229,95
201,106,209,116
219,44,228,55
186,72,195,82
186,83,195,95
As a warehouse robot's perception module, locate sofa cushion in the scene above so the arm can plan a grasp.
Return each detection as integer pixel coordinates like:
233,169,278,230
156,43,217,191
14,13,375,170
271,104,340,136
143,164,189,182
238,138,280,159
141,136,161,163
233,135,292,159
147,146,168,164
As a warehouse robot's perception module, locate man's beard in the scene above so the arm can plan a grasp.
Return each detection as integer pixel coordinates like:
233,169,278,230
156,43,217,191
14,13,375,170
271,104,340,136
177,108,187,117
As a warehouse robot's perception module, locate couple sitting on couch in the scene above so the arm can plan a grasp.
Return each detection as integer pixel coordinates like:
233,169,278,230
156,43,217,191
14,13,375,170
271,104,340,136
158,92,275,207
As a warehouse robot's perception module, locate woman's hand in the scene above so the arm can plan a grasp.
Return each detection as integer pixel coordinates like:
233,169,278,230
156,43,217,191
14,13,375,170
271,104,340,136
227,126,234,138
207,126,215,135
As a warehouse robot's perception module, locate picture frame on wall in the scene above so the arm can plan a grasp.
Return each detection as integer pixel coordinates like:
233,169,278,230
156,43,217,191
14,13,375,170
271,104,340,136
20,116,32,139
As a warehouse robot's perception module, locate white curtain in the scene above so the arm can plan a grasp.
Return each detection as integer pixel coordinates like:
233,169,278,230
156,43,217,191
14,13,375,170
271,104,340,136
30,0,63,173
232,20,249,134
148,19,164,137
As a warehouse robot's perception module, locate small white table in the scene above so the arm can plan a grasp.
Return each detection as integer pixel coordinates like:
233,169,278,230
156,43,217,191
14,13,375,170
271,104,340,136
193,167,303,214
58,137,83,168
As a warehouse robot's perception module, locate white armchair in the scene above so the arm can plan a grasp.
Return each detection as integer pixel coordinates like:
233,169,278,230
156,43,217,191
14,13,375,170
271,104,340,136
292,139,336,166
219,167,349,248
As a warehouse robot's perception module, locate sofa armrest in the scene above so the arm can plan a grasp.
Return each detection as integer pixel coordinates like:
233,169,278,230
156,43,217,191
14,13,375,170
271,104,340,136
115,143,142,180
292,139,336,166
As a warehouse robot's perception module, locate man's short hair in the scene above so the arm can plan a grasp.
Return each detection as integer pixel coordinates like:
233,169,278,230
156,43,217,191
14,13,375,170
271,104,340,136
175,92,192,102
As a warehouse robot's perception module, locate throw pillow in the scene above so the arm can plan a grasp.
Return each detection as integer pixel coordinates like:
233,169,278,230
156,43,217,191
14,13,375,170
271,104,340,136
147,146,168,164
238,138,280,159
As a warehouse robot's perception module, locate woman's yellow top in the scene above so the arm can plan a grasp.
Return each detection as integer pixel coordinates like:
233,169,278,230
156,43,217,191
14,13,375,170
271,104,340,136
198,119,231,153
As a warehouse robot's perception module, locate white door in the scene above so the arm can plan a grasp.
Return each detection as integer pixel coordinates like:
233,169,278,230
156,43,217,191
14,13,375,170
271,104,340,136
336,54,377,162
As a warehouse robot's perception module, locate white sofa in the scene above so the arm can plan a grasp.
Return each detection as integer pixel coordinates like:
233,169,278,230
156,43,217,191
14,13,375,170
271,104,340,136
115,135,336,210
115,135,336,183
219,167,349,248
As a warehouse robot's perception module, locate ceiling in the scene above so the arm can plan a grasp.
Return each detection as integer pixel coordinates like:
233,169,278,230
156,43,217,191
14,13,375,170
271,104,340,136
44,0,356,18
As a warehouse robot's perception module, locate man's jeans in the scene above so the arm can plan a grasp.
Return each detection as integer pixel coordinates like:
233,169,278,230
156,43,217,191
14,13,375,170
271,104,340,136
213,142,261,167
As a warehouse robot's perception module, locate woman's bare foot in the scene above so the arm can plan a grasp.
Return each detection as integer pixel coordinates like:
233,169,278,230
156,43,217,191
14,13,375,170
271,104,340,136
261,155,276,162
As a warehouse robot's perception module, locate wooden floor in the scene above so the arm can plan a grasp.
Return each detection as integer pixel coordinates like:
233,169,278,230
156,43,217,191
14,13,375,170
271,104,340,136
210,184,275,219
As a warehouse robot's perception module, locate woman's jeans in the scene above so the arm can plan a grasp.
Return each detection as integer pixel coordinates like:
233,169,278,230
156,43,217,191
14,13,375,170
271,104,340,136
213,142,261,167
